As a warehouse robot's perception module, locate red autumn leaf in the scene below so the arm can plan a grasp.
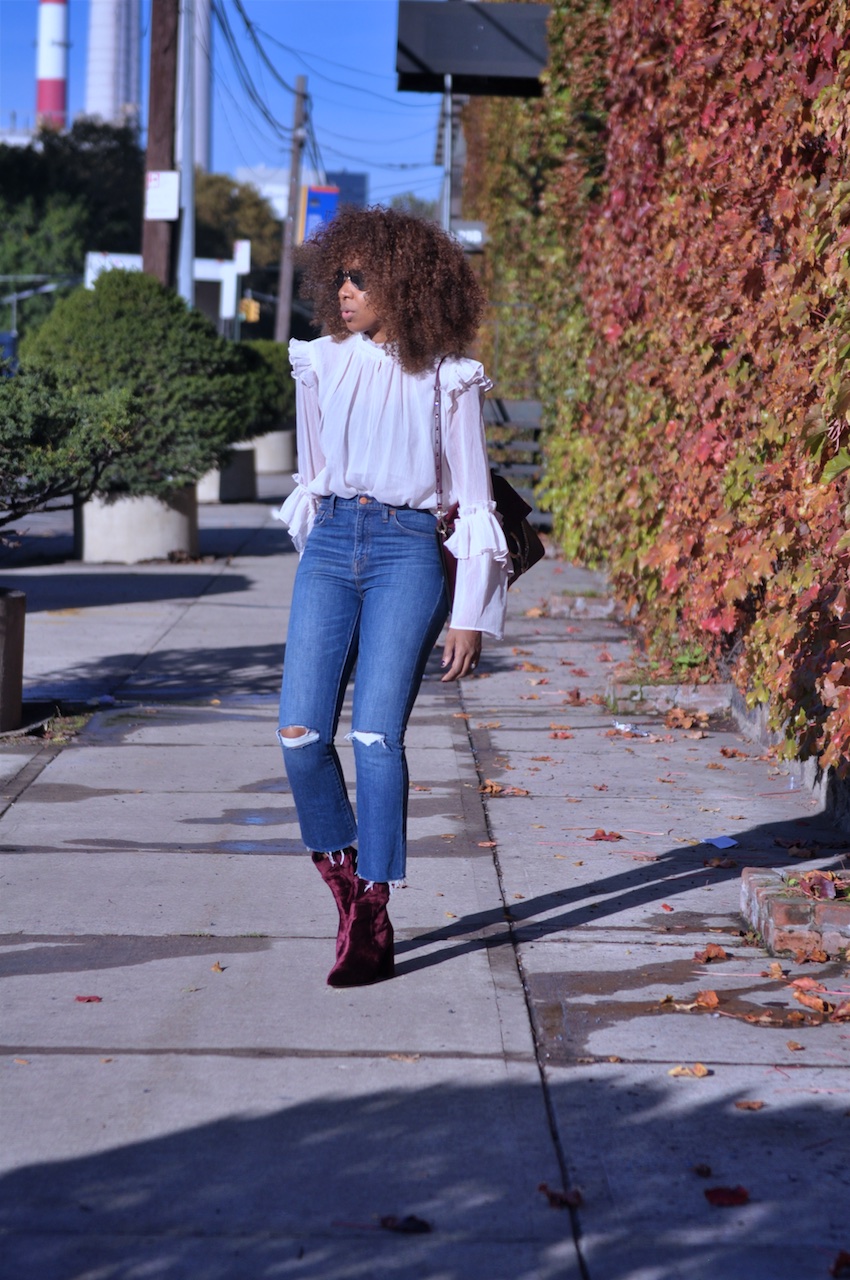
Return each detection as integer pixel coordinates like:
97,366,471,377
695,989,719,1009
597,651,614,662
705,1186,750,1207
734,1100,765,1111
694,944,729,963
538,1182,583,1209
550,731,574,739
587,828,624,841
564,689,587,705
571,668,589,678
661,903,674,911
380,1214,432,1234
788,977,827,992
75,995,103,1003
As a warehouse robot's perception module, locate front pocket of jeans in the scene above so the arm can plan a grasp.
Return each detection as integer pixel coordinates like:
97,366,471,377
390,511,435,538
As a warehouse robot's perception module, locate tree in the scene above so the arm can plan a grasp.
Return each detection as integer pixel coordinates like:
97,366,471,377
0,120,143,253
390,192,439,222
195,171,280,268
21,269,279,499
0,196,88,336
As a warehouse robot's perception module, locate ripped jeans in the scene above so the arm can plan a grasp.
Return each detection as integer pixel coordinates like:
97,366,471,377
278,495,449,884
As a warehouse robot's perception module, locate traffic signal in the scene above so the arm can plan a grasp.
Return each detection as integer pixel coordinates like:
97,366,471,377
239,297,260,323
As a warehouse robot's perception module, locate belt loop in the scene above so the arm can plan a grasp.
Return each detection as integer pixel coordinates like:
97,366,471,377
382,503,390,523
328,494,337,516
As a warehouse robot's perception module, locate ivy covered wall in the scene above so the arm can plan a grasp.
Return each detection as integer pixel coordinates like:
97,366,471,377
464,0,850,771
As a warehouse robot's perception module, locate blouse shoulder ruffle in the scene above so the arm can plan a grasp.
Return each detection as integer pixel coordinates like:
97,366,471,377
274,475,317,553
288,338,319,389
440,357,494,402
443,501,510,564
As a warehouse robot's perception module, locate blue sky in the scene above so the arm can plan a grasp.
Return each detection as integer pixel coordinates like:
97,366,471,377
0,0,444,204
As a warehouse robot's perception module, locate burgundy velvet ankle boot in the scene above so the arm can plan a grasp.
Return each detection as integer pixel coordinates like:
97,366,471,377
327,879,395,988
312,848,358,958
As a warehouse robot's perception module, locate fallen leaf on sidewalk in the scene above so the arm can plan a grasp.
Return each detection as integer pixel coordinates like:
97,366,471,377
538,1182,583,1209
793,990,834,1015
210,962,225,973
831,1000,850,1021
587,829,624,841
410,785,431,792
705,1185,749,1207
532,755,555,762
735,1100,765,1111
529,678,549,686
13,1058,29,1066
695,990,720,1009
550,731,574,739
513,647,532,655
669,1063,711,1077
501,786,531,797
704,857,738,868
524,606,547,618
387,1053,420,1063
593,783,609,791
788,977,827,993
786,1040,805,1051
477,841,497,847
665,707,709,729
706,762,726,770
597,651,614,662
380,1215,432,1234
763,962,786,979
662,903,675,911
550,722,571,730
564,689,588,705
478,721,501,729
694,944,729,963
479,780,503,795
517,661,548,672
572,668,589,678
75,995,102,1003
720,747,749,759
453,712,470,720
794,946,828,963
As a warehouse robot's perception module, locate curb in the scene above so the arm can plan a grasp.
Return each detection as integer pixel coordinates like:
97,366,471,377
740,866,850,960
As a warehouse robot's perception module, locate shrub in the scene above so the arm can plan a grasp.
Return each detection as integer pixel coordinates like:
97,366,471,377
21,269,278,499
0,366,136,528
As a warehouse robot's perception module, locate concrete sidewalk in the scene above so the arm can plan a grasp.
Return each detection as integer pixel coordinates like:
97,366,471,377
1,488,848,1280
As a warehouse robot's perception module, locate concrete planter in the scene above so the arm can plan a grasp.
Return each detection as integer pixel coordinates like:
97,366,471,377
0,588,26,732
251,428,296,474
197,443,257,503
76,488,199,563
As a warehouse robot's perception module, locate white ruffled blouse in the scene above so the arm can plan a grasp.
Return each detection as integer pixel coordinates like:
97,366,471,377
275,334,509,637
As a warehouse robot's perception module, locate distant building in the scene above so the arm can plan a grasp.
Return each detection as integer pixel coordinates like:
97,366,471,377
237,166,369,220
85,0,141,128
326,171,369,208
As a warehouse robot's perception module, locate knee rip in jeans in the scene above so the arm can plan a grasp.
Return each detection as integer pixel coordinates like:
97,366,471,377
277,726,321,749
345,730,388,748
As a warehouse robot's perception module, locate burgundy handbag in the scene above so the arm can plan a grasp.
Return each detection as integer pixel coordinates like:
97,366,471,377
433,360,545,608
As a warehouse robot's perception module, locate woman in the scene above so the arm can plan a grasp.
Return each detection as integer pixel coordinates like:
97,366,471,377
276,207,509,988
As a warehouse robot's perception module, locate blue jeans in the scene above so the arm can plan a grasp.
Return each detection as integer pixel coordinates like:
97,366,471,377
278,495,449,883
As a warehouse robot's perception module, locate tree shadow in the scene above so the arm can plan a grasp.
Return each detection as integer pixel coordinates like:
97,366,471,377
0,1077,843,1279
394,811,849,976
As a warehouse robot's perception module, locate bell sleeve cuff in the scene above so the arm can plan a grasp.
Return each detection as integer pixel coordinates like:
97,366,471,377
273,474,318,554
443,503,510,638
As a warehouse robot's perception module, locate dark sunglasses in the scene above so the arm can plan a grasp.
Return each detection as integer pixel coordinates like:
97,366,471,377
334,269,367,291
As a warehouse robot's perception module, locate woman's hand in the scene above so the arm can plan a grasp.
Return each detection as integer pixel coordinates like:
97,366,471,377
441,628,482,682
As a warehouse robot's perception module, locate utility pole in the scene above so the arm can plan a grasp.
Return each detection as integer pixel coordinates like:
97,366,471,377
442,73,453,233
142,0,179,286
176,0,195,305
274,75,307,346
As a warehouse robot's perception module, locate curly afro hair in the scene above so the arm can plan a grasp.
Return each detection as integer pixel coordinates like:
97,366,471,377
297,206,486,374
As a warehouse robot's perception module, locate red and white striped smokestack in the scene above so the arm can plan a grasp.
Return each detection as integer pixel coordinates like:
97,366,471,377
36,0,69,129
